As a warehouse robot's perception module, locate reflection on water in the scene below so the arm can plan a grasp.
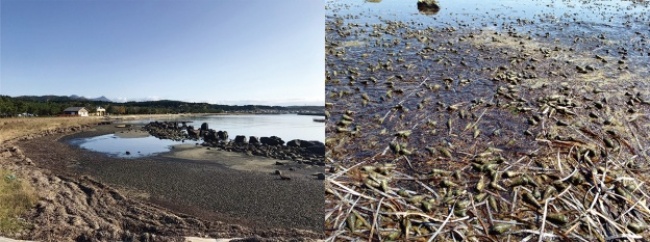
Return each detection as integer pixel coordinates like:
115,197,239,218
69,134,184,158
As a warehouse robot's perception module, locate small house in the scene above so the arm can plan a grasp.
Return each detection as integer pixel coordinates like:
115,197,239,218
63,107,89,117
96,107,106,116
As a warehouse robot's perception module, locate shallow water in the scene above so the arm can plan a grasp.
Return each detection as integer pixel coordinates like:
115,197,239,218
326,0,650,164
125,114,324,142
328,0,650,65
325,1,650,240
69,134,184,158
330,0,650,30
71,114,323,158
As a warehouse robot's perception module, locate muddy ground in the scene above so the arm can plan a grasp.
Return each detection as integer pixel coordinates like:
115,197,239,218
2,124,324,241
324,0,650,241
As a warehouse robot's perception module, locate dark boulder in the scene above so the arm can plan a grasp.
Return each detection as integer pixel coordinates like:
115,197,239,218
249,136,259,144
204,130,218,142
200,122,209,131
217,131,228,140
299,140,320,148
260,136,284,146
287,139,321,148
417,0,440,15
187,126,199,138
306,141,325,155
234,135,247,144
270,136,285,146
287,139,301,147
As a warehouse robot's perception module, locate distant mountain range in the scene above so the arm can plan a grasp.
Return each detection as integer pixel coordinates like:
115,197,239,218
15,95,114,103
70,95,113,102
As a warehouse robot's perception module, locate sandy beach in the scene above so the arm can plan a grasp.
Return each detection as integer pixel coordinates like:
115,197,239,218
113,129,151,138
166,144,324,175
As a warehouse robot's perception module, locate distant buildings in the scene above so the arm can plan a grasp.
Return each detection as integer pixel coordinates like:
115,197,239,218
17,113,37,117
63,107,89,116
96,107,106,116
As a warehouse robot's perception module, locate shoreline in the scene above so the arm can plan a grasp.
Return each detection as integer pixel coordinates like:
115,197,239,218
0,122,324,241
0,113,212,144
57,125,325,231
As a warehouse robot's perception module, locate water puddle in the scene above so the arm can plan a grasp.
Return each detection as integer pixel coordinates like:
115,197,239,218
68,134,184,158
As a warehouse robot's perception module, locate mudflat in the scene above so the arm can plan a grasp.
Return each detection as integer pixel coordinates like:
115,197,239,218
17,124,324,237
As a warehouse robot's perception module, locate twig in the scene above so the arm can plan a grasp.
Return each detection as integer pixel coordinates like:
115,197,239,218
369,197,384,242
428,204,455,242
538,198,550,242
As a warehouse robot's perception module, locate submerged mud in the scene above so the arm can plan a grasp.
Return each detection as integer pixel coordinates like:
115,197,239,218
325,0,650,241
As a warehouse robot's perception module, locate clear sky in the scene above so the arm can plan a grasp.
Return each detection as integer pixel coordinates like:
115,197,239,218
0,0,324,106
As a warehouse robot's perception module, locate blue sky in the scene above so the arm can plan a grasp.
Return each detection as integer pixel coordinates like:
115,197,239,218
1,0,324,106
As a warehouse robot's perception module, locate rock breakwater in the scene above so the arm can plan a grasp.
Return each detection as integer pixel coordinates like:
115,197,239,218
143,121,325,166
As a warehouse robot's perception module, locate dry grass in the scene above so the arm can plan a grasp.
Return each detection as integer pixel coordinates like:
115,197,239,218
326,149,650,241
0,116,105,143
0,169,37,234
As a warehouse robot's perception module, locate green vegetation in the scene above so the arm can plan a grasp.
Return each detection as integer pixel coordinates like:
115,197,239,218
0,95,323,117
0,169,37,233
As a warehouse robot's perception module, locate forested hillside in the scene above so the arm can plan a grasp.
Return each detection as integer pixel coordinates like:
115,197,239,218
0,95,322,117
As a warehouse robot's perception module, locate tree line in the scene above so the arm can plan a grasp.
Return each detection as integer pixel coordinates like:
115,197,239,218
0,95,322,117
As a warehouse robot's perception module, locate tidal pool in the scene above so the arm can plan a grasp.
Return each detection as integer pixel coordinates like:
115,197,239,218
68,134,184,158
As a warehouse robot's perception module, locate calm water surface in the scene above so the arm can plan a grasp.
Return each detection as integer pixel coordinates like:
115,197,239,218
330,0,650,29
70,114,324,158
68,134,184,158
127,114,324,142
329,0,650,64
